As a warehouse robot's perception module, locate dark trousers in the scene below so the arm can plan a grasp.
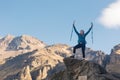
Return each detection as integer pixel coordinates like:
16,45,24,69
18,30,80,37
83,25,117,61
73,43,85,58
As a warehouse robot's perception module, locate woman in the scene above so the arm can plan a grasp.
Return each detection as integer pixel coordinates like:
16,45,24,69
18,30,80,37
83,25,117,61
71,21,93,59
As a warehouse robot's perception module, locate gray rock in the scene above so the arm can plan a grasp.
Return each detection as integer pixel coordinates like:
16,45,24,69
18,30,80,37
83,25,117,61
51,58,120,80
106,44,120,74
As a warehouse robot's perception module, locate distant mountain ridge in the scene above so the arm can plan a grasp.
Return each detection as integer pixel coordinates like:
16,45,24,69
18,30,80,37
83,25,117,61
7,34,46,50
0,34,46,60
0,34,120,80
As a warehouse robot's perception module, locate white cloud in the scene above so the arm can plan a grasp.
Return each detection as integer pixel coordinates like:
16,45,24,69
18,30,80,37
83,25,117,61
98,0,120,29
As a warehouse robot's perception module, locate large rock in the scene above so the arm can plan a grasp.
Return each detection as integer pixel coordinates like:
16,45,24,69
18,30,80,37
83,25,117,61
64,58,107,80
106,44,120,74
31,64,52,80
51,58,120,80
18,66,32,80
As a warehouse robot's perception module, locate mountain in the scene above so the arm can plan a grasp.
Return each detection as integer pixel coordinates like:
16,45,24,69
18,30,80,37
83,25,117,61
0,34,120,80
106,44,120,74
0,34,46,63
7,35,46,51
1,49,63,80
51,58,120,80
0,35,71,80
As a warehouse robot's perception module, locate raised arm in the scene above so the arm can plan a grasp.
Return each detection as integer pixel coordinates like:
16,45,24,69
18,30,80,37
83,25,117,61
85,22,93,36
73,21,79,35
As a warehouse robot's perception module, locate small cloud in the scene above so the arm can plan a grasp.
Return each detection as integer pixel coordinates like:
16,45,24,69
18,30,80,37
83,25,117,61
98,0,120,29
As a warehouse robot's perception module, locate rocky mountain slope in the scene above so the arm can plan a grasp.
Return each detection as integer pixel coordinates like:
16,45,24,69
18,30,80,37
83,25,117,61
2,49,64,80
0,34,120,80
0,45,71,79
0,34,46,62
0,35,71,80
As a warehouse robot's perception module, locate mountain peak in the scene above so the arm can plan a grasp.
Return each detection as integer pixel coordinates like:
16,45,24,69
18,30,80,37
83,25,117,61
111,44,120,54
1,34,14,41
0,34,14,50
7,35,46,50
4,34,14,39
20,34,38,40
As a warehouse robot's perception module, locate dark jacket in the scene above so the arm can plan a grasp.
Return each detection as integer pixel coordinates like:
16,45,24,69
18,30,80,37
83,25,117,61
73,24,92,44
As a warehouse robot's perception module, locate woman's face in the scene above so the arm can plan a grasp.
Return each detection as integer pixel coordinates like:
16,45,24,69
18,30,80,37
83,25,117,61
80,30,84,35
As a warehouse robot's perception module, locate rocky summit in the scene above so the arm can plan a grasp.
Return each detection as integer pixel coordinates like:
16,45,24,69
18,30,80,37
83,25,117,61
51,58,120,80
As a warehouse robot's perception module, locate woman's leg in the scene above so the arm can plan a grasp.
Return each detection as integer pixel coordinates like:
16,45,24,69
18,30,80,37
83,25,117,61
73,43,82,54
82,44,86,58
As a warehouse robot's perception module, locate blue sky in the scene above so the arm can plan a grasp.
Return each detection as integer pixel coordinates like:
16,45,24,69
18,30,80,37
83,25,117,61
0,0,120,54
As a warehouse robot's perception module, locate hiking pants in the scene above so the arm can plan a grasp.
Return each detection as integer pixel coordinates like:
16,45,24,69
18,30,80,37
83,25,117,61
73,43,85,58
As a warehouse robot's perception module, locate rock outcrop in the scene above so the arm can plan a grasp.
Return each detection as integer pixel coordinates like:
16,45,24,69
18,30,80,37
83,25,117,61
51,58,120,80
106,44,120,74
18,66,32,80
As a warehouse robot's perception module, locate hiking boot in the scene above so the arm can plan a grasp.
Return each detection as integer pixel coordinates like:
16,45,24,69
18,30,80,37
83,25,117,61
83,58,87,60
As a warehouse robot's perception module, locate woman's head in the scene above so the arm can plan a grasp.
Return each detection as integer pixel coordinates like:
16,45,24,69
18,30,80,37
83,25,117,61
80,30,84,35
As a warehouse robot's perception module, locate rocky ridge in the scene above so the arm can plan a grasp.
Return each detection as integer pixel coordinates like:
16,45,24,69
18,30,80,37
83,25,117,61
0,34,120,80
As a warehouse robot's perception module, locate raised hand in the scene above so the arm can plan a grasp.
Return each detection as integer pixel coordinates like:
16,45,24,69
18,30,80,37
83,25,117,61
73,20,76,25
91,22,93,28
